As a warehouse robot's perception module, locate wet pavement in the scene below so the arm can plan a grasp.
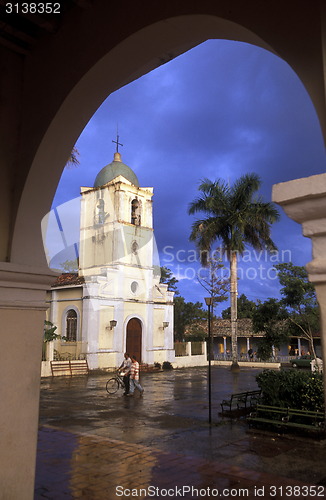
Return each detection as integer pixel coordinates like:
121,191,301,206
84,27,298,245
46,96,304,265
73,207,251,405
35,366,326,499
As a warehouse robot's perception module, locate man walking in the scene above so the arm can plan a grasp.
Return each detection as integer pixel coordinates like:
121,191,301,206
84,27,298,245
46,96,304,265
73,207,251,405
118,352,132,395
128,355,144,396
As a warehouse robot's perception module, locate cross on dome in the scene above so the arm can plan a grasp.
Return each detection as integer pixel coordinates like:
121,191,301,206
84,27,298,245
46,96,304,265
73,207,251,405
112,133,123,153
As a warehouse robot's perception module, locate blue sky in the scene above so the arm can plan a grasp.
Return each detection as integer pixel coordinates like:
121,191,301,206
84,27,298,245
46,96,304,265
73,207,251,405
49,39,325,315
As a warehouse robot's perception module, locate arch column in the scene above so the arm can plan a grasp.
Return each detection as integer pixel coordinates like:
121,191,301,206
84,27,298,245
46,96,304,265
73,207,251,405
273,173,326,403
0,263,56,500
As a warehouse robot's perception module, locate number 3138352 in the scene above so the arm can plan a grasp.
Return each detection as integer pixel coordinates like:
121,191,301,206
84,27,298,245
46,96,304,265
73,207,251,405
269,485,325,497
5,3,61,14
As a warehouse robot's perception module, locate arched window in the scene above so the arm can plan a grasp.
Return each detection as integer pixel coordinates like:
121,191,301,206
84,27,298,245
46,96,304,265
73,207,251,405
66,309,77,342
131,199,141,225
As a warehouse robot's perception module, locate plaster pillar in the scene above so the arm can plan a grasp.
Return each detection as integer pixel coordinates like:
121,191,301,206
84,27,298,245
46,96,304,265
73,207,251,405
223,336,227,358
0,263,56,500
297,338,302,355
272,173,326,401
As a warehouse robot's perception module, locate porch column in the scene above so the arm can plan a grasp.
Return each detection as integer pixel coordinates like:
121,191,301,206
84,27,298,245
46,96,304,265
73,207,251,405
0,263,56,500
223,336,227,358
297,337,302,355
273,173,326,404
202,340,207,359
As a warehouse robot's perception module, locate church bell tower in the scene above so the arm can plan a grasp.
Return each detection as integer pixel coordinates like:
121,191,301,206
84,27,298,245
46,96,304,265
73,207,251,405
79,150,154,288
77,144,174,370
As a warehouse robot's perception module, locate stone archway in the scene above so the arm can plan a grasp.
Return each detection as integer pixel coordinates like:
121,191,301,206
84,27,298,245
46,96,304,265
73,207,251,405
9,11,325,267
126,318,142,363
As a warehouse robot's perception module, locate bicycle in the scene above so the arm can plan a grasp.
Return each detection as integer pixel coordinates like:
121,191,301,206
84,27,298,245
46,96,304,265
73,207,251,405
106,372,126,394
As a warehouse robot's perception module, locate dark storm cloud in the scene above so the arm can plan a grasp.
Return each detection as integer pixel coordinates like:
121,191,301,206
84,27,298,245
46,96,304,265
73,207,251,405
51,39,325,309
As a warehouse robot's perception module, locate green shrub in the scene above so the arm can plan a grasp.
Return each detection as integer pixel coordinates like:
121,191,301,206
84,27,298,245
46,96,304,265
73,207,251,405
256,369,324,411
302,375,324,411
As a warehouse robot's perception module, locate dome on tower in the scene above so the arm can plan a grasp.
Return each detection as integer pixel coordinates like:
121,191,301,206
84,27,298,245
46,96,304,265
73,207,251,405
93,152,139,188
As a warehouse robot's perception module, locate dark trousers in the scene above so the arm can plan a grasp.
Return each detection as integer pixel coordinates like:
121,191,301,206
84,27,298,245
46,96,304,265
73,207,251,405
123,374,130,394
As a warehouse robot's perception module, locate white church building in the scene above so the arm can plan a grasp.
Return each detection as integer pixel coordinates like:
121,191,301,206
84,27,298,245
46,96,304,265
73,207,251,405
46,150,175,369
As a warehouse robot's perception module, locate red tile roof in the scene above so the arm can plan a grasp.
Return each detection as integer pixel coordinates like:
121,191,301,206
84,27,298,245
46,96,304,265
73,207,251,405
51,273,84,288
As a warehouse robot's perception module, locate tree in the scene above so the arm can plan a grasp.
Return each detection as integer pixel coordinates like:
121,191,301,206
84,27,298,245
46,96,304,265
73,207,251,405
43,320,66,360
275,263,320,358
222,293,256,319
43,320,60,342
159,267,205,340
188,173,280,369
174,296,207,341
66,147,80,168
197,257,229,357
158,267,207,341
197,257,229,309
59,259,79,272
160,266,179,294
252,298,289,360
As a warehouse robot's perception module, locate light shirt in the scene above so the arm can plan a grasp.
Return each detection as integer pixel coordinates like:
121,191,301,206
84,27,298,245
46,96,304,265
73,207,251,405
121,357,131,374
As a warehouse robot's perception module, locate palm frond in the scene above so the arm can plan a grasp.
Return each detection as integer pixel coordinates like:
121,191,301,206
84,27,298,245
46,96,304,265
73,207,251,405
230,173,260,209
66,147,80,169
188,178,229,215
189,173,280,261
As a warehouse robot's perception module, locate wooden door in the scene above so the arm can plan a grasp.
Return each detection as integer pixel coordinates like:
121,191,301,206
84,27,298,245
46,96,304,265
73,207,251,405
126,318,142,362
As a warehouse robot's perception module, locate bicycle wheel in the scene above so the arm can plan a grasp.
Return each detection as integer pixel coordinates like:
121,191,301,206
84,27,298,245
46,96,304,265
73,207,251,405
106,378,119,394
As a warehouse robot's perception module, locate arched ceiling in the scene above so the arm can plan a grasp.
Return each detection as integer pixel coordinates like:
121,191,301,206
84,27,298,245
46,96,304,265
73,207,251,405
3,0,325,265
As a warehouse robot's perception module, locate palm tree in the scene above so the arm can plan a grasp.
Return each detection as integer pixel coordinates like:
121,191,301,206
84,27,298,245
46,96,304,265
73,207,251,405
188,173,280,370
66,147,80,168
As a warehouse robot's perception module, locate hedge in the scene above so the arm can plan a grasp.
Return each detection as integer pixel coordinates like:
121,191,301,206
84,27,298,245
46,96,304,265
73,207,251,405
256,369,324,411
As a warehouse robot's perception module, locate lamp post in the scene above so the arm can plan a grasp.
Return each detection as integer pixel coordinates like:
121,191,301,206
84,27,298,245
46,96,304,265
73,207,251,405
205,296,214,424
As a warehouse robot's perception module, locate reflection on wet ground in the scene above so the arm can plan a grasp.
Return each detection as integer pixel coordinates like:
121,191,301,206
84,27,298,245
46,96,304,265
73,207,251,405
35,366,326,498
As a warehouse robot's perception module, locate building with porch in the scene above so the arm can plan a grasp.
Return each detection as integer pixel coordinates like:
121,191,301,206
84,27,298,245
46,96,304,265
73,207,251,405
46,151,175,369
213,319,322,360
185,318,322,360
